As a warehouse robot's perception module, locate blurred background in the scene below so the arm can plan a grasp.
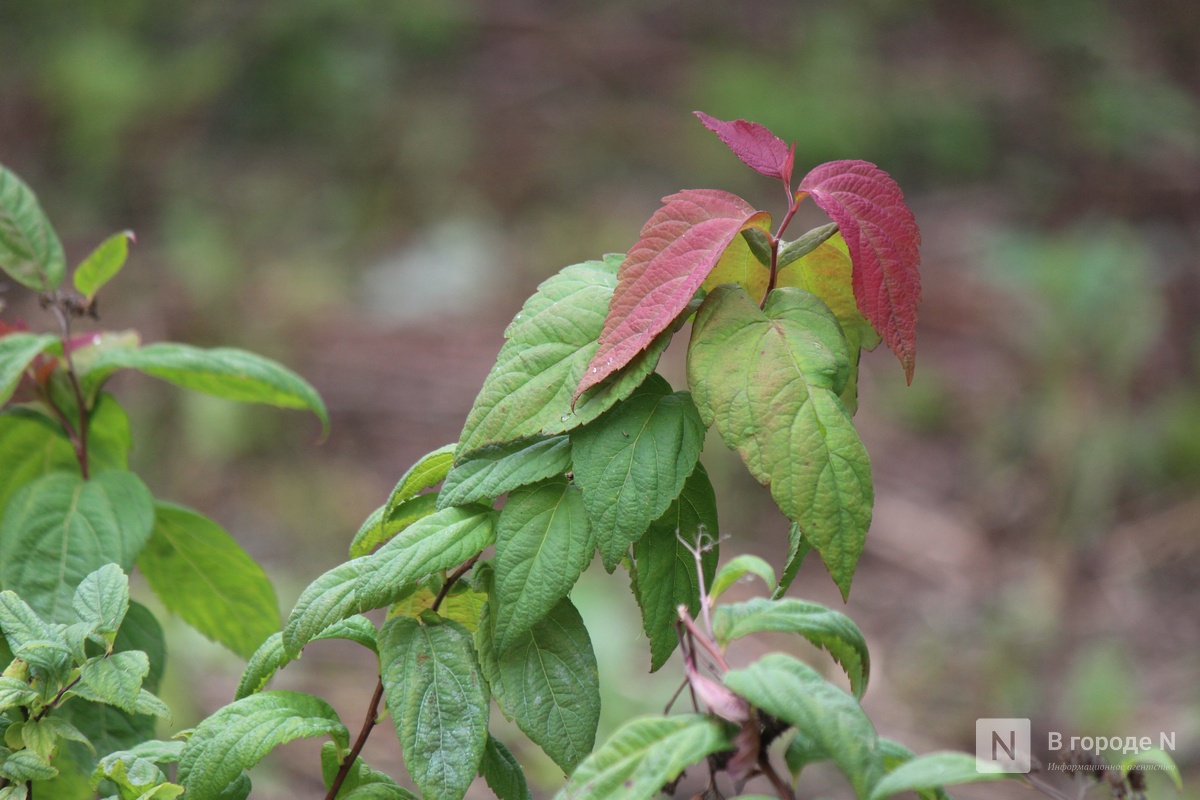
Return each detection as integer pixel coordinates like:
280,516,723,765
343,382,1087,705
1,1,1198,797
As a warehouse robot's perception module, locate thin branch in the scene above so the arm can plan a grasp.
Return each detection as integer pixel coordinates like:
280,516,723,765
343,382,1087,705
32,675,82,722
431,554,481,613
325,678,384,800
663,676,689,716
760,756,794,800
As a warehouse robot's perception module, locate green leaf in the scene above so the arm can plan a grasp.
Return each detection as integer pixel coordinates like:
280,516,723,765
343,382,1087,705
713,597,870,698
0,748,58,782
126,739,185,764
457,254,672,458
354,506,496,625
709,555,776,602
379,616,488,800
1121,747,1182,790
776,223,840,270
777,230,881,415
0,676,39,710
630,464,718,671
440,435,571,509
701,226,771,302
571,374,705,571
279,560,365,659
71,564,129,646
349,493,439,558
137,502,279,659
0,589,55,654
476,582,599,773
74,651,151,713
114,601,166,693
0,165,66,291
21,715,92,759
62,703,155,767
0,410,75,510
493,476,592,652
390,582,486,634
0,395,131,513
688,284,873,598
479,735,531,800
384,443,456,518
0,470,154,622
93,750,183,800
284,505,495,656
0,333,60,407
177,690,349,800
236,616,376,700
869,752,1013,800
78,343,329,434
724,653,882,799
772,521,810,600
553,714,733,800
72,231,133,301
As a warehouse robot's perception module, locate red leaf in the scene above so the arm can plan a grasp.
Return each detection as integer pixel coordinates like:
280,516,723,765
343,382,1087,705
695,111,795,186
574,190,770,400
798,160,921,382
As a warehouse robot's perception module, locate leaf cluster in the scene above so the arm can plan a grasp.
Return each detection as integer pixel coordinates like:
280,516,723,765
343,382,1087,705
0,161,328,796
0,565,179,799
184,112,1013,800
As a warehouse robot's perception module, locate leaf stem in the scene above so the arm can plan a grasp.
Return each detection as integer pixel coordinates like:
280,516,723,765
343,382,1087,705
324,553,481,800
761,194,802,309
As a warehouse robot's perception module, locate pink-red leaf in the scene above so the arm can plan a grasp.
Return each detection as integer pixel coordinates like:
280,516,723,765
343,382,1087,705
574,190,770,400
695,111,795,186
798,160,921,382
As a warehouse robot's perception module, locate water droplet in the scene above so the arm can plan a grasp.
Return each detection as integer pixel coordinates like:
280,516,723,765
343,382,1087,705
561,413,572,422
591,367,598,373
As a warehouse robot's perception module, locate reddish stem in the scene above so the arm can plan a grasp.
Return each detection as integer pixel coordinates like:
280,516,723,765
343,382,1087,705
325,678,385,800
761,193,804,309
